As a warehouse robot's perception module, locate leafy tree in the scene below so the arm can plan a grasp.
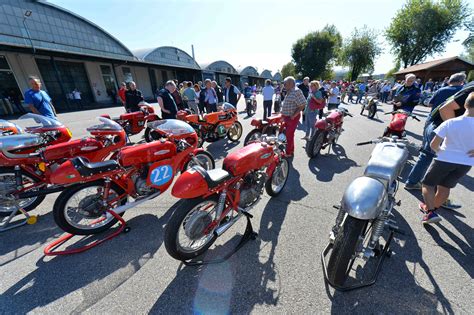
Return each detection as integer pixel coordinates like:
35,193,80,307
291,25,342,79
339,26,382,81
385,60,401,79
281,62,296,79
386,0,470,68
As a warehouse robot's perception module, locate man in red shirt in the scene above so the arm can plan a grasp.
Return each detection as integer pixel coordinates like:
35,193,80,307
118,82,127,108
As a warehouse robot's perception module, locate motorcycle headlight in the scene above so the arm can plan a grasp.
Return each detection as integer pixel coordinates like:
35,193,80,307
278,133,287,143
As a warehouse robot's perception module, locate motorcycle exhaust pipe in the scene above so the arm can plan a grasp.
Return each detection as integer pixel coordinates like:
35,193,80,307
109,191,160,215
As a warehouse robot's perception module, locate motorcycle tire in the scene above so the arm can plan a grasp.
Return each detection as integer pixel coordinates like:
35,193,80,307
227,121,243,142
368,105,377,119
183,151,216,171
306,130,326,158
382,127,390,137
144,127,153,142
244,129,262,146
265,157,289,196
327,216,368,286
164,196,219,261
247,106,252,117
0,167,46,217
53,180,127,235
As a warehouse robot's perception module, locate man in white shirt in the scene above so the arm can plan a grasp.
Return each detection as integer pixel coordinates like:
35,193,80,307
72,88,82,109
262,79,274,120
327,82,340,110
420,92,474,224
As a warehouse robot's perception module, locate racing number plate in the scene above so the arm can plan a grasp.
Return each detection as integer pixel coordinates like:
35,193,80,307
149,165,173,186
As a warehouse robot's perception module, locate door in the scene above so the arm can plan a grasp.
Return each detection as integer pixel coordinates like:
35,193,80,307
0,55,23,115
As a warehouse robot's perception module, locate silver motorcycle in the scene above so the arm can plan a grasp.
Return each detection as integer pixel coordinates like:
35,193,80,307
322,136,408,290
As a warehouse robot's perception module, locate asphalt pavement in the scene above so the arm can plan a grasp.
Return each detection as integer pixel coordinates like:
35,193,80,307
0,96,472,314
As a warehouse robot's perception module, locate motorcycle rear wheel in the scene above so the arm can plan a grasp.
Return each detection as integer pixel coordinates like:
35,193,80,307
306,130,326,158
164,196,219,261
53,180,127,235
244,129,262,146
227,121,243,142
0,167,45,217
368,104,377,119
327,215,368,286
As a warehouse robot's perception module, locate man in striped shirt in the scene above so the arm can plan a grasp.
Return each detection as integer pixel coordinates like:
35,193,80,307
281,76,306,156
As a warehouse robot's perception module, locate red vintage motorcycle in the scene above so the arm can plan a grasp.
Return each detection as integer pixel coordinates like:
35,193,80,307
0,116,125,217
164,135,289,261
50,119,215,235
101,102,160,142
244,113,286,146
177,103,243,147
306,108,353,158
383,110,420,138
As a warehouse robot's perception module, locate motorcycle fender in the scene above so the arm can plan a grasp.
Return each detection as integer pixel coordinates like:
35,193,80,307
314,119,328,130
147,114,159,122
341,177,387,220
49,160,83,185
171,167,209,199
146,159,175,192
265,155,279,178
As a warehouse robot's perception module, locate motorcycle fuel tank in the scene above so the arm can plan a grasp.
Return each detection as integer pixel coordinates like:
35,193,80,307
118,140,176,167
223,142,273,176
341,176,387,220
389,113,408,131
364,142,408,185
326,110,343,125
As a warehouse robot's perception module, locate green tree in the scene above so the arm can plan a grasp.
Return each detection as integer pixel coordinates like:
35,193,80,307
339,26,382,81
281,62,296,79
386,0,470,68
385,60,401,79
291,25,342,79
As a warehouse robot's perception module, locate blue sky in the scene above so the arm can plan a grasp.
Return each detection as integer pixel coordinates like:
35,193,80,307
50,0,469,75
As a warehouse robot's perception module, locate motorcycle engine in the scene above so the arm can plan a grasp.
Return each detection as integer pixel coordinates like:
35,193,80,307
134,167,158,196
239,171,267,208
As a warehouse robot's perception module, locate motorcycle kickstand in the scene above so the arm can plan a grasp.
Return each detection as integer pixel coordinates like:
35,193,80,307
0,205,37,232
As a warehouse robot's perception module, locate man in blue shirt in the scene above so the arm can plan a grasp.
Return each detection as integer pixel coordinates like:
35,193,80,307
24,76,57,119
428,73,465,113
392,73,421,113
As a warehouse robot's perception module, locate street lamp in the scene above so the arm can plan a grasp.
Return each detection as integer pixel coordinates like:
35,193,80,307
22,10,35,54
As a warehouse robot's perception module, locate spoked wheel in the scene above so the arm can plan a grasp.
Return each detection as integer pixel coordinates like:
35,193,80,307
244,129,262,146
327,215,369,286
164,196,220,260
53,180,127,235
306,130,326,158
265,157,289,196
227,121,243,142
368,104,377,119
184,151,216,171
0,168,45,217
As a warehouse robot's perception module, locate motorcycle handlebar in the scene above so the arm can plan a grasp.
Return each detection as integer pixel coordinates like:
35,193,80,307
413,116,421,121
356,141,373,146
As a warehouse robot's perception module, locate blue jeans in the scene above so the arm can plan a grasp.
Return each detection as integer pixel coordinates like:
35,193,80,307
304,110,317,138
406,121,436,185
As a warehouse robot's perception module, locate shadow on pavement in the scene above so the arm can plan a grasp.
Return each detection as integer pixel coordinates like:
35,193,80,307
0,203,177,314
308,145,359,182
405,130,424,142
458,174,474,191
149,163,307,314
328,209,454,314
205,140,240,160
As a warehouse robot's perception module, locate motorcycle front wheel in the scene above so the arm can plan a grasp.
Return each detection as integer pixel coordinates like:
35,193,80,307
164,196,219,261
53,180,127,235
183,151,216,171
0,167,45,217
265,157,289,196
306,130,326,158
327,216,368,286
243,129,262,146
368,104,377,119
227,121,243,142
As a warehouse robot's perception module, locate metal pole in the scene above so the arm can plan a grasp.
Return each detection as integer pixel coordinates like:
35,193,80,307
22,17,36,54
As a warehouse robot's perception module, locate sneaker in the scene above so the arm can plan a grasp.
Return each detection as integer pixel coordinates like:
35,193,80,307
418,202,428,213
422,211,442,225
405,182,422,190
441,198,462,210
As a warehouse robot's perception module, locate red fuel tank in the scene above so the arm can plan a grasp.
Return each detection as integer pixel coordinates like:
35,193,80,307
43,138,104,161
118,140,176,167
223,142,274,176
326,111,343,125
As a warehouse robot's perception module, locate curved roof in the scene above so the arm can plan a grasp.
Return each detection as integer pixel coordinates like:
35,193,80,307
273,72,282,81
0,0,135,60
201,60,238,74
240,66,259,77
260,70,273,79
133,46,200,69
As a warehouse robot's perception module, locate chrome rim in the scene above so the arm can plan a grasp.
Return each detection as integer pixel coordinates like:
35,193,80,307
228,123,242,140
0,172,39,213
187,153,214,171
249,131,262,143
177,200,218,253
63,185,121,230
313,132,325,156
271,159,289,193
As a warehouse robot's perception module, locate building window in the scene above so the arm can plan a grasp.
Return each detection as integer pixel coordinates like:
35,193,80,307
101,65,116,96
122,67,133,82
160,52,165,58
0,56,10,70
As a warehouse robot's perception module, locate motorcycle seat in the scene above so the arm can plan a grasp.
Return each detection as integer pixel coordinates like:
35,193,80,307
71,156,120,177
193,166,231,188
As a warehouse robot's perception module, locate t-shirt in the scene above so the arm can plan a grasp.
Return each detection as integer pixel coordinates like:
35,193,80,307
434,116,474,166
297,83,309,98
429,85,462,113
429,82,473,127
328,87,340,104
262,85,274,101
225,86,240,102
183,87,196,102
24,89,56,119
72,91,81,99
157,88,178,117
